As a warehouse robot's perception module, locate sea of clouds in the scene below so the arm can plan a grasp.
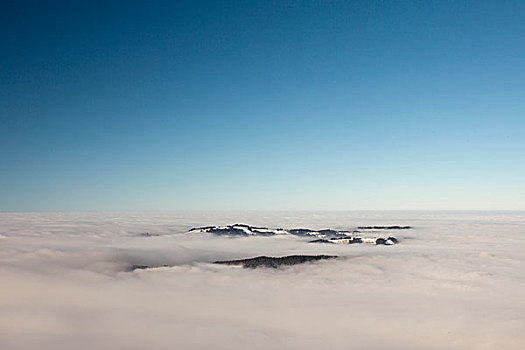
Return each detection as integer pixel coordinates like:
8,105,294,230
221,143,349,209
0,211,524,349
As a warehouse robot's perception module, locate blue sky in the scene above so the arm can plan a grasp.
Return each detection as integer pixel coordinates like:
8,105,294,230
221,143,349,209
1,0,524,211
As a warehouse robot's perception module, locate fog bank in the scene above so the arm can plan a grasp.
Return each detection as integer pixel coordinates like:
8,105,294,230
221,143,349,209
0,212,524,349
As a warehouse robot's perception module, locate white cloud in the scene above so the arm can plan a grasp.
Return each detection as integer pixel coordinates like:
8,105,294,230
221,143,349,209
0,212,524,349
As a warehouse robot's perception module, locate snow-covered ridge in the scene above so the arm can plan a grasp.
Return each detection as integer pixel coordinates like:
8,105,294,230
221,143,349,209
188,223,350,237
188,224,404,245
188,224,287,236
310,236,399,245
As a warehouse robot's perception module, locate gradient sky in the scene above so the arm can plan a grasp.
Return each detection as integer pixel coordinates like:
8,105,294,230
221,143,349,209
1,0,524,211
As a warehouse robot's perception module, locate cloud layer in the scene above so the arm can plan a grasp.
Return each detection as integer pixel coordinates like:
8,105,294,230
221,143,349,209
0,211,524,349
